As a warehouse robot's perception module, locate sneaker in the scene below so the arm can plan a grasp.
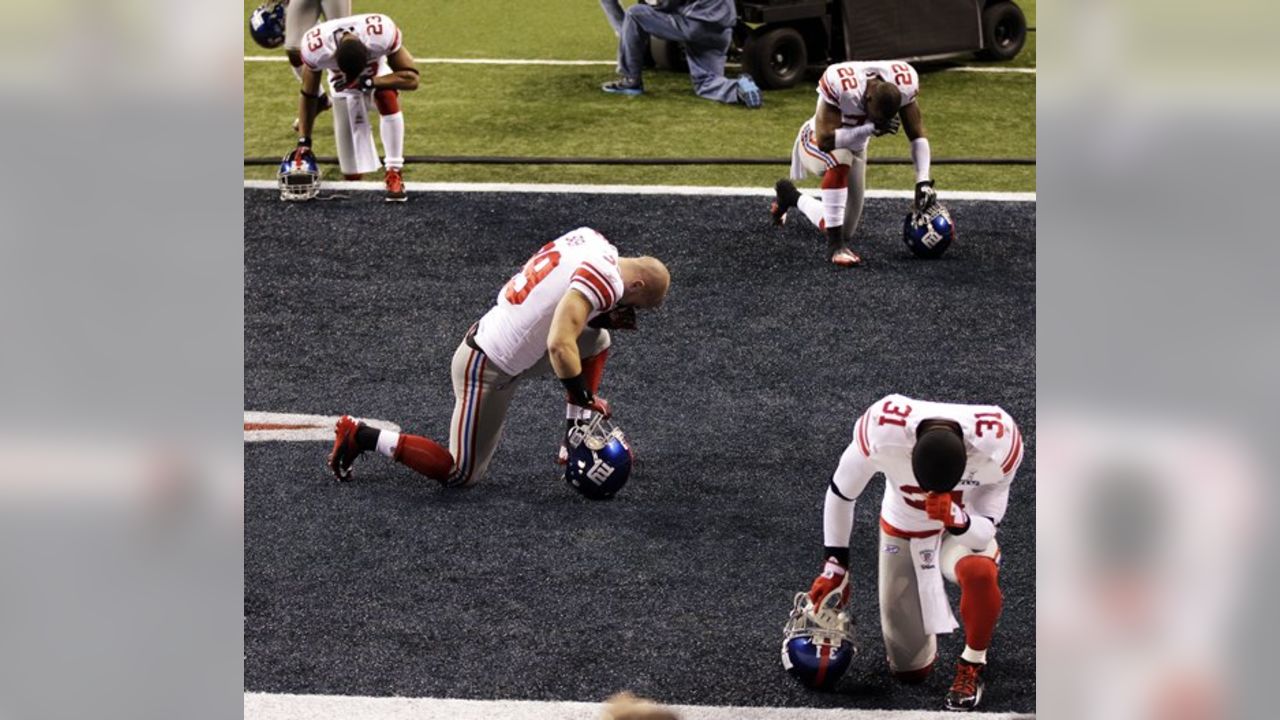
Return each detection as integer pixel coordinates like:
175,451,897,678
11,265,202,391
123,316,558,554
328,415,364,481
602,77,644,96
736,75,762,108
292,93,332,132
771,179,800,225
831,247,863,267
384,168,407,202
944,659,985,712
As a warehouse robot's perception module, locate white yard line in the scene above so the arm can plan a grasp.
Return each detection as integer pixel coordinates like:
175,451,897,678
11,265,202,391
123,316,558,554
244,692,1034,720
941,66,1036,74
243,179,1035,202
243,55,1035,74
243,55,615,65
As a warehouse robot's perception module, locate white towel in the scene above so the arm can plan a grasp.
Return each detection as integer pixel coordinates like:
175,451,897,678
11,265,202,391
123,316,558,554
910,534,959,636
342,93,381,175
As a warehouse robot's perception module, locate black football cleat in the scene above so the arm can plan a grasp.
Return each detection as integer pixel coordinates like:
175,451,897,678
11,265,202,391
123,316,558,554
944,659,985,712
327,415,364,481
771,179,801,225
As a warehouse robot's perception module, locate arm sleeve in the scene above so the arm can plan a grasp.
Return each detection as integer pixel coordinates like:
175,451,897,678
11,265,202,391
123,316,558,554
822,439,877,548
834,124,877,149
911,138,931,183
950,472,1014,550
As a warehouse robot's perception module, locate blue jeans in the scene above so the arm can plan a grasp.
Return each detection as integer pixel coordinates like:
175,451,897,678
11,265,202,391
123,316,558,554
617,4,739,104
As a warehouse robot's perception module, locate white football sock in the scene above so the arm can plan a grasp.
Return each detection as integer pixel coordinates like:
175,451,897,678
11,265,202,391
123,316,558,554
380,112,404,170
821,187,847,230
796,194,825,228
961,645,988,665
376,429,400,458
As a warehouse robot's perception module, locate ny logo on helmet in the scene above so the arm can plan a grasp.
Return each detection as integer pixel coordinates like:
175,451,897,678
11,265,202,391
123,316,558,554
587,459,615,484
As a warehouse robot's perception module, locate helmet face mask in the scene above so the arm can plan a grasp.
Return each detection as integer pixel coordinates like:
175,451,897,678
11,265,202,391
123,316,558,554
563,414,633,500
781,579,857,690
902,203,956,258
278,152,322,202
248,4,287,49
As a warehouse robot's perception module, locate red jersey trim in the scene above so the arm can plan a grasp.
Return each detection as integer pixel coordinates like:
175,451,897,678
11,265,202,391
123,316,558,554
578,262,617,307
856,409,872,456
1001,426,1023,474
818,75,839,105
571,268,612,310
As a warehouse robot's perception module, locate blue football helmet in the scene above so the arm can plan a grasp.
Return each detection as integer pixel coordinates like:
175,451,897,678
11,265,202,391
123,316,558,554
902,203,956,258
563,414,633,500
278,147,321,201
248,3,287,49
781,577,857,690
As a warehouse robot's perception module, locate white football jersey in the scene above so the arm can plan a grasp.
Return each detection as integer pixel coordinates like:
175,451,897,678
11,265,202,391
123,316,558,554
848,394,1023,533
299,14,403,73
474,227,625,376
814,61,920,151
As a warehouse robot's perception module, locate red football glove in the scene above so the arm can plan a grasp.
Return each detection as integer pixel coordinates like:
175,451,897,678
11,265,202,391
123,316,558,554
925,492,969,530
585,396,611,419
807,557,850,609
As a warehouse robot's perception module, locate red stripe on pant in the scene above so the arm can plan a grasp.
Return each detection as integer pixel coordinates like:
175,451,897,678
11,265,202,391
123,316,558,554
464,355,487,483
453,349,476,470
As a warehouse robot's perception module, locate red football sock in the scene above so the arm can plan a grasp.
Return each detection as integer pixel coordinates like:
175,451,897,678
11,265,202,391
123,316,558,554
955,556,1003,651
581,348,609,394
820,165,850,231
373,89,400,115
392,434,453,481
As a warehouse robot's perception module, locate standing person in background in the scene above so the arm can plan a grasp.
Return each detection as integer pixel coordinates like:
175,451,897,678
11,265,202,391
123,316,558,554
600,0,625,36
601,0,761,108
284,0,352,81
284,0,352,130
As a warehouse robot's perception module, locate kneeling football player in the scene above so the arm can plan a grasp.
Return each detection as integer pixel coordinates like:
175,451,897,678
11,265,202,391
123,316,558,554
771,61,938,266
802,394,1023,711
328,227,670,488
292,13,419,201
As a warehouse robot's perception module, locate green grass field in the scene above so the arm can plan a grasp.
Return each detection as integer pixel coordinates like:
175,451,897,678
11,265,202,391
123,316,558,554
244,0,1035,191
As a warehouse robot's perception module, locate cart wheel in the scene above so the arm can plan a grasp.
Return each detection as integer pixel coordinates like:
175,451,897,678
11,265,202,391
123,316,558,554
650,37,688,73
743,26,807,90
978,2,1027,61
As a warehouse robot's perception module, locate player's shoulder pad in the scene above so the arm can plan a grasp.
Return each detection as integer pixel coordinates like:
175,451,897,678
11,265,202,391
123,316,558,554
971,405,1022,476
854,393,915,457
890,62,920,104
817,65,842,106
